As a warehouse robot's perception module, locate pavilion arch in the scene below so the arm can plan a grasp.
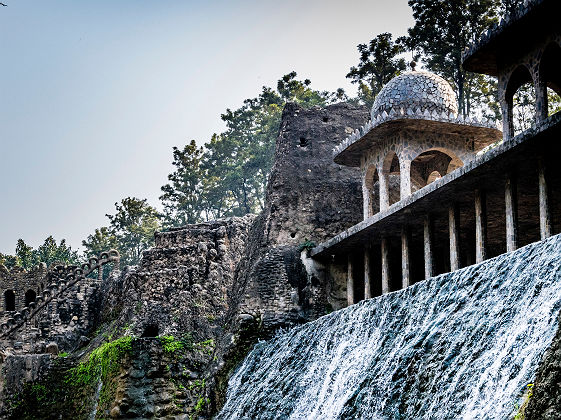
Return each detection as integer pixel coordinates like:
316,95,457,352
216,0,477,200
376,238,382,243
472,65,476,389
4,290,15,311
505,65,536,136
25,289,36,307
381,151,401,207
363,164,380,218
539,42,561,117
410,149,464,192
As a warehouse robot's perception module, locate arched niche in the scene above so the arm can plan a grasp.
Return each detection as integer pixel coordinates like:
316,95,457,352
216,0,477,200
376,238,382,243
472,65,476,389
4,290,15,311
381,151,401,207
25,289,36,306
539,43,561,117
410,149,464,191
505,65,535,136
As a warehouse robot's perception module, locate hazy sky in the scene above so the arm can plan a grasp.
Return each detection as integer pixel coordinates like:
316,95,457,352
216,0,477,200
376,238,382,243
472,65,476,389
0,0,414,254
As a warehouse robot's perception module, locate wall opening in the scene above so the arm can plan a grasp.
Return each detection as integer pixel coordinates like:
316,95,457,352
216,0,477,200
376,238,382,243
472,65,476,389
540,43,561,117
410,149,463,192
506,65,535,136
24,289,36,307
4,290,15,312
141,324,159,337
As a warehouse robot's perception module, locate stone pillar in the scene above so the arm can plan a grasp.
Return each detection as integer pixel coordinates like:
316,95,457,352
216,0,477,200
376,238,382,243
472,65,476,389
475,189,487,263
400,159,412,200
401,228,410,289
362,177,371,220
347,256,354,306
98,266,103,283
505,175,519,253
423,215,434,279
449,204,460,271
381,238,390,294
538,158,552,241
535,76,548,124
364,246,372,299
378,167,390,211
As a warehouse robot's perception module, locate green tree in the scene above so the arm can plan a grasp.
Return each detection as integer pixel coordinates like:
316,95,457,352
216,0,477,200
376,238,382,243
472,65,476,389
15,239,37,270
161,72,339,225
82,227,118,258
407,0,500,117
106,197,161,265
35,236,80,267
160,140,205,227
346,33,407,106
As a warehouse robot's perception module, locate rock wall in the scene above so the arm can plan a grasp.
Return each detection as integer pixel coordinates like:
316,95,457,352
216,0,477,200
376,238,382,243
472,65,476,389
231,102,368,331
525,313,561,419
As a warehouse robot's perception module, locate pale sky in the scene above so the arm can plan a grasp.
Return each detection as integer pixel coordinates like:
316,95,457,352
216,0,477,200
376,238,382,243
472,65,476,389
0,0,414,254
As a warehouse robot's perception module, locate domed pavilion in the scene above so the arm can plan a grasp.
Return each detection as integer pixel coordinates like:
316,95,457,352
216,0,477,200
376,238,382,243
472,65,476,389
333,71,501,219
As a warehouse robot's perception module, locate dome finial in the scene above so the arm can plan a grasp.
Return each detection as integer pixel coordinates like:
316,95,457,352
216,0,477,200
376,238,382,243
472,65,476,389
410,61,417,71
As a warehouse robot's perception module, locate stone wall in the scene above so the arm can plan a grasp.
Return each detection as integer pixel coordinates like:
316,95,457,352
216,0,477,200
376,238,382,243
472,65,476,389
0,264,48,314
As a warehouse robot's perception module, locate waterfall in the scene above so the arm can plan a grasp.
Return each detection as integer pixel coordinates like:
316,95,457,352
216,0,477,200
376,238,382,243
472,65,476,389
217,235,561,419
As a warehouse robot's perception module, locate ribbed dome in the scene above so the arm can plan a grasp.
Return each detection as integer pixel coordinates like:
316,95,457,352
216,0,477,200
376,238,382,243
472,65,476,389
371,71,458,120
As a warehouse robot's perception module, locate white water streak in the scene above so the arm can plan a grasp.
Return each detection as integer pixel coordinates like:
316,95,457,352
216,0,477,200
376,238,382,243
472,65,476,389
218,235,561,420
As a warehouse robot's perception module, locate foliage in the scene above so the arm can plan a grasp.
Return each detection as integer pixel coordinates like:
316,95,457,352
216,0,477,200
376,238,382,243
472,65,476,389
159,335,185,354
346,33,407,107
406,0,501,117
35,236,80,268
513,383,534,420
299,239,317,252
1,237,80,270
105,197,160,266
160,72,342,227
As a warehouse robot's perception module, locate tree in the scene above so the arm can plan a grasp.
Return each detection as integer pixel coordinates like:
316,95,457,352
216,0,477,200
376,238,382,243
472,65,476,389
35,236,80,267
15,239,37,270
82,227,119,258
161,73,340,226
346,33,407,106
106,197,161,265
407,0,500,117
160,140,205,227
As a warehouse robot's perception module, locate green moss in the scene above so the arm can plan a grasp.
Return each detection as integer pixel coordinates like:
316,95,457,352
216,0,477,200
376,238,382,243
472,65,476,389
513,383,534,420
58,352,69,358
159,335,185,354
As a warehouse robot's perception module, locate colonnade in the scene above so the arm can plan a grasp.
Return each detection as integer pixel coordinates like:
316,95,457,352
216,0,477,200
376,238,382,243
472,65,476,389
346,158,552,305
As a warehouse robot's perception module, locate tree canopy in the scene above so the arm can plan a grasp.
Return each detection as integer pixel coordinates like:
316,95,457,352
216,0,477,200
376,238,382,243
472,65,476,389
346,33,408,107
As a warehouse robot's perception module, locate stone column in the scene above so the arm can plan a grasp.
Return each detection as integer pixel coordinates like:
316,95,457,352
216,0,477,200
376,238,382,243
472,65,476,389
98,266,103,283
449,204,460,271
505,175,519,253
400,159,412,200
401,228,410,289
535,77,548,124
364,246,372,299
362,177,371,220
538,158,552,240
381,238,390,294
347,256,354,306
378,167,390,211
475,189,487,263
423,215,434,279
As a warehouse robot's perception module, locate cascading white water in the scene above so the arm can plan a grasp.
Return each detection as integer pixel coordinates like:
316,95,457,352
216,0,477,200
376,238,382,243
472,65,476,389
217,235,561,420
